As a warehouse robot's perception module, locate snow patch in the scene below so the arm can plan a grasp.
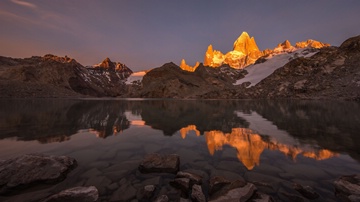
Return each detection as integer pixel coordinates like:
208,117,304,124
235,48,317,87
125,71,146,84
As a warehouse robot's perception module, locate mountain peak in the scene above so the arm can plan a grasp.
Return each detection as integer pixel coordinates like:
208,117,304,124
180,59,199,72
295,39,330,49
233,32,260,55
97,57,115,70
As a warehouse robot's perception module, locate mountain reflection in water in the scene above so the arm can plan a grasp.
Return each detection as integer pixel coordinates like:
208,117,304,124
181,126,337,170
0,99,359,168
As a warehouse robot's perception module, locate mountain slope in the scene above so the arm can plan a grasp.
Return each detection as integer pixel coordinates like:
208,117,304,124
0,55,132,98
247,35,360,99
133,62,245,98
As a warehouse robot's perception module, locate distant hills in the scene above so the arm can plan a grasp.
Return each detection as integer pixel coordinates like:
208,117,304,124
0,33,359,100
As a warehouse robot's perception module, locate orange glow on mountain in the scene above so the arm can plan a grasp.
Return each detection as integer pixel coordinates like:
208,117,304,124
181,32,331,71
180,59,200,72
180,125,338,170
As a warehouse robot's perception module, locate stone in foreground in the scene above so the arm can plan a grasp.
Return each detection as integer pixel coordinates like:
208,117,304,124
42,186,98,202
0,154,77,194
138,153,180,174
191,184,206,202
209,183,257,202
334,174,360,201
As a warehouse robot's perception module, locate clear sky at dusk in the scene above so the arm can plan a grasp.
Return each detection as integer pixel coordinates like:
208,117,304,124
1,0,360,71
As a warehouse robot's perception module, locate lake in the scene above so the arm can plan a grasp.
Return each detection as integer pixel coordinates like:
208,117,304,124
0,99,359,201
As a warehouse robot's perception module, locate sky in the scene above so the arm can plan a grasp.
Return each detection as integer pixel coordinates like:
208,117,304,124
1,0,360,71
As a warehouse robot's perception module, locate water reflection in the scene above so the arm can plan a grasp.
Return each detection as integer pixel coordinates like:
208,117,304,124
0,99,359,166
181,126,337,170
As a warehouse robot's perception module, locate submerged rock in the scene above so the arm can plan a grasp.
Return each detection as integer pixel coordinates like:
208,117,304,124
293,183,319,199
42,186,98,202
209,183,257,202
334,174,360,201
0,154,77,194
138,153,180,174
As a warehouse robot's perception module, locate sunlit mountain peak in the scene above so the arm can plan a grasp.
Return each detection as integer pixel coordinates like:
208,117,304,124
179,59,200,72
233,31,260,54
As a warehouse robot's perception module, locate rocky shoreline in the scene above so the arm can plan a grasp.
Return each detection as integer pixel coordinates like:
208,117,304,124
0,153,359,202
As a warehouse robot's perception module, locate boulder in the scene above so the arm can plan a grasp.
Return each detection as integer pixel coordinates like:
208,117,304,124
334,174,360,201
138,153,180,174
42,186,98,202
191,184,206,202
0,154,77,194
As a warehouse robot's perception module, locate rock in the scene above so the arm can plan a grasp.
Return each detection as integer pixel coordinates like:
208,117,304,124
138,153,180,174
209,183,257,202
154,195,169,202
209,176,231,195
334,174,360,201
0,154,77,194
293,183,319,199
191,184,206,202
42,186,98,202
170,178,190,194
176,171,202,185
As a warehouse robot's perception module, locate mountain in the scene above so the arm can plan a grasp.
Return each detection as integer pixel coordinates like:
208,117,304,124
137,35,359,100
131,62,246,98
199,31,330,70
179,59,200,72
0,55,132,98
87,57,133,81
245,35,360,99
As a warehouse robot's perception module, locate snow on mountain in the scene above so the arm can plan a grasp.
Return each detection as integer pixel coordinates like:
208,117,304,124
235,49,318,87
125,71,147,85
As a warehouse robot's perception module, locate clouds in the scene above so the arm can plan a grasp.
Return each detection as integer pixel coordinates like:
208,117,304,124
10,0,37,9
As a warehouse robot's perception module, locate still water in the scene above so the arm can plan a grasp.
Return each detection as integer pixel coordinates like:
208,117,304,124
0,99,359,201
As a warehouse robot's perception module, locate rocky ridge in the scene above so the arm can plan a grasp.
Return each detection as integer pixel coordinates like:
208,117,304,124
181,31,330,71
133,62,246,98
0,55,132,98
147,35,358,100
